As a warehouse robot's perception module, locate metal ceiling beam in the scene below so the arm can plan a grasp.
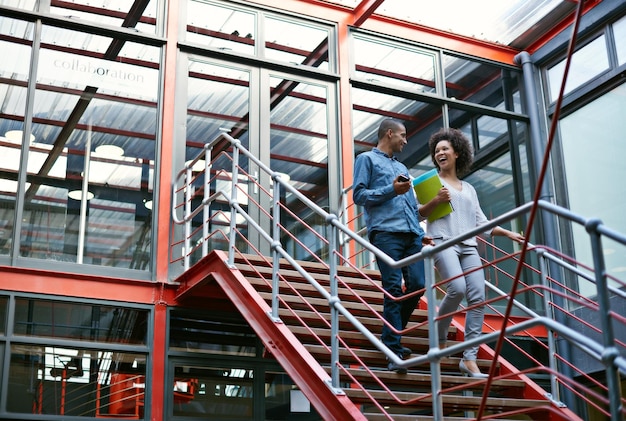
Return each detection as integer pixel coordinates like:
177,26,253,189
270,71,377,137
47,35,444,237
526,0,602,53
352,0,385,27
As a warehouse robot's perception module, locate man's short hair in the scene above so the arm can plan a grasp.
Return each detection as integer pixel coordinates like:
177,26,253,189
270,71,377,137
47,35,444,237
378,118,403,140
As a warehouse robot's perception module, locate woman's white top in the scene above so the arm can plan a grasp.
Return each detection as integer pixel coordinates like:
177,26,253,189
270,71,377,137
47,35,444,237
426,179,493,246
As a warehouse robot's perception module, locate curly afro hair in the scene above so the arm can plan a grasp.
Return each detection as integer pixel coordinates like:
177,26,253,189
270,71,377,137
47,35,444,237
428,128,474,176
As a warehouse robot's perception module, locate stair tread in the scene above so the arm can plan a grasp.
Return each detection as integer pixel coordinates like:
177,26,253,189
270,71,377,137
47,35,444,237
276,307,448,334
345,388,550,409
305,344,495,371
337,366,524,388
246,275,384,301
235,262,382,289
291,326,451,354
362,413,536,421
234,253,381,278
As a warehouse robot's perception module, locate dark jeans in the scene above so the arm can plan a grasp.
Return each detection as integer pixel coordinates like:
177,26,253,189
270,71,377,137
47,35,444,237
370,231,425,355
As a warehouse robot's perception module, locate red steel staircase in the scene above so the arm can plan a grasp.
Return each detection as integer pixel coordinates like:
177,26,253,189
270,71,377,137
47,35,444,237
174,249,582,421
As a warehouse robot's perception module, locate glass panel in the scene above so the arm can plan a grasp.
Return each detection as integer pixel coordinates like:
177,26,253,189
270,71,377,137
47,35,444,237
187,61,250,148
466,153,521,231
514,121,532,204
614,15,626,66
477,114,509,149
183,60,251,264
169,310,257,356
265,16,332,71
49,0,159,34
559,83,626,296
351,88,443,160
448,107,476,145
0,0,37,11
20,26,159,269
269,75,329,261
465,154,527,305
351,88,445,268
0,17,34,257
186,0,256,56
265,370,320,419
353,35,437,93
14,298,149,345
172,363,254,418
547,35,609,102
443,53,521,111
9,344,146,418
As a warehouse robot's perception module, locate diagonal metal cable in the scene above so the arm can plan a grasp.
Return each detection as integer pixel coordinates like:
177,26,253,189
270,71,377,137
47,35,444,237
476,0,587,418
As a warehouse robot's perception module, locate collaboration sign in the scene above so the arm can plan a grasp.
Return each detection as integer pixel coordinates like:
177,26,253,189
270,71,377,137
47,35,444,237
39,50,159,101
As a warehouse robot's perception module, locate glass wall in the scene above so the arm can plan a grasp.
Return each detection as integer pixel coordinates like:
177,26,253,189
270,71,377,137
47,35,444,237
22,27,159,268
349,30,532,307
0,4,162,274
185,0,334,72
3,294,150,418
546,35,610,101
0,16,32,257
178,0,338,264
559,83,626,295
544,12,626,299
168,308,321,420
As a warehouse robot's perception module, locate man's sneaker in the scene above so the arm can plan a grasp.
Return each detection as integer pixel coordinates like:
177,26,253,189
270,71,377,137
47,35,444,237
387,359,408,374
400,346,412,358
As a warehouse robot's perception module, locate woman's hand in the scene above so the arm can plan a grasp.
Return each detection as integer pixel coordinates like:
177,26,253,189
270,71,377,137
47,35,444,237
434,187,451,205
493,227,526,243
507,230,525,243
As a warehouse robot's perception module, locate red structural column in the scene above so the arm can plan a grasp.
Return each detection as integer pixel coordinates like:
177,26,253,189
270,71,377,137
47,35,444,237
155,0,179,282
151,0,181,418
337,18,358,264
151,302,168,420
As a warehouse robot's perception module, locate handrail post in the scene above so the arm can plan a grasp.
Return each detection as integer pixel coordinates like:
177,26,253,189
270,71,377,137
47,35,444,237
328,220,341,390
423,246,443,419
201,145,212,259
183,166,193,271
338,187,351,264
227,144,240,267
537,248,560,402
270,179,281,321
587,219,622,421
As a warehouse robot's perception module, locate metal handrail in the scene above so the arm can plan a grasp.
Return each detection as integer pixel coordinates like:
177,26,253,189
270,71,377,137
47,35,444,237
171,133,626,420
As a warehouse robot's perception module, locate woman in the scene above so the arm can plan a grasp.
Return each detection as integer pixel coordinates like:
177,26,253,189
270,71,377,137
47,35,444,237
419,128,524,377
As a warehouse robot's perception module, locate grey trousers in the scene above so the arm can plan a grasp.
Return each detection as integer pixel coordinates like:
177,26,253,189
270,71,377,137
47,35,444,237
435,243,485,361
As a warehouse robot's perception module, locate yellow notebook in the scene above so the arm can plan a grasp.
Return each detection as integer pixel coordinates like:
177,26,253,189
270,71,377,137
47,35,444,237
412,169,453,222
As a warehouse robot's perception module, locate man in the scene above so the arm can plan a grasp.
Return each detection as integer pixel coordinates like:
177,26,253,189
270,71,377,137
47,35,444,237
352,118,429,374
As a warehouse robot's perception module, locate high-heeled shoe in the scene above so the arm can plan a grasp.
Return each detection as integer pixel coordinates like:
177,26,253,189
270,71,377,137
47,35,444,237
459,359,488,378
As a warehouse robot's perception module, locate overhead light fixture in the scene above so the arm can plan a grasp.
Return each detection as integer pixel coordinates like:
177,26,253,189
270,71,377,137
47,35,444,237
95,144,124,157
213,211,245,225
273,172,291,183
5,130,35,144
68,190,94,201
185,159,206,172
143,199,153,210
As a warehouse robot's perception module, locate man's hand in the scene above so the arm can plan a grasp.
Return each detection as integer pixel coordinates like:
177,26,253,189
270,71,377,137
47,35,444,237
422,236,436,246
394,175,411,194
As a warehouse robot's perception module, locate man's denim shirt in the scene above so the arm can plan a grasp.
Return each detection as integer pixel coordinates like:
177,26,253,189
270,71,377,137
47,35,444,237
353,148,424,237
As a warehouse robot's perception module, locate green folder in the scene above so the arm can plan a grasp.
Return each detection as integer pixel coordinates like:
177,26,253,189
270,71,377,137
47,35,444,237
412,169,453,222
